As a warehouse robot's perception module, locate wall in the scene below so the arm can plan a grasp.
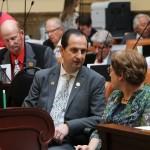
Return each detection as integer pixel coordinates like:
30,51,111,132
1,0,150,39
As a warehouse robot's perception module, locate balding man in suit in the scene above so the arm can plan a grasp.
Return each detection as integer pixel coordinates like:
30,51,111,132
0,20,58,79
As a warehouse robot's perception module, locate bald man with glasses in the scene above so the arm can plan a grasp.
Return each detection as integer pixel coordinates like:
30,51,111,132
43,17,64,57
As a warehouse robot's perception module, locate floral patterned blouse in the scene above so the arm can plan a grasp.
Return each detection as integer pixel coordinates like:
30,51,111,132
91,83,150,149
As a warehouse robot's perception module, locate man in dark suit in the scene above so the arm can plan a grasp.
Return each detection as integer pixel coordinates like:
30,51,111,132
22,29,106,150
122,14,150,44
0,20,58,79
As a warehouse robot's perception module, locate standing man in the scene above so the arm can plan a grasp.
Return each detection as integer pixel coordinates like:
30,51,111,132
22,29,106,149
43,17,64,57
0,20,58,79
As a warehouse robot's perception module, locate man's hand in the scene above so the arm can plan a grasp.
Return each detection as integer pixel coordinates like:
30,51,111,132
54,123,69,144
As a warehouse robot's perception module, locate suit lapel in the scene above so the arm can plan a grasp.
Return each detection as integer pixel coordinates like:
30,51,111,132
66,68,86,111
2,50,11,64
47,66,60,113
25,43,37,67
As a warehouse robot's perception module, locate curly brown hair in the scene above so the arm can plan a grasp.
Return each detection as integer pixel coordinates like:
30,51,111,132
111,51,147,85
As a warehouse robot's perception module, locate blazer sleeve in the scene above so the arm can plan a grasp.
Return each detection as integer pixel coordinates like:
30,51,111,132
66,75,106,135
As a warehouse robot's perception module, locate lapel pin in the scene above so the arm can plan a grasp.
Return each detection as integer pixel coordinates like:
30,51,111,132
28,62,33,67
51,81,55,85
76,82,80,87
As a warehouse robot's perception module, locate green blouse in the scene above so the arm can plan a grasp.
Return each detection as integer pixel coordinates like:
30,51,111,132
91,83,150,149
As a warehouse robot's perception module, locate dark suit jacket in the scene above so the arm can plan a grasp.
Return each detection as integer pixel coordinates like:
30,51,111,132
43,39,55,51
122,32,137,44
22,65,106,145
0,42,58,69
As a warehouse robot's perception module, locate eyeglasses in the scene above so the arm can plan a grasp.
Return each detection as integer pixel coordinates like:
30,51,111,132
45,27,61,35
107,67,112,74
93,46,107,51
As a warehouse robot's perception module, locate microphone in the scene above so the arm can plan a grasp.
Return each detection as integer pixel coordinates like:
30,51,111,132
100,3,126,62
1,0,5,11
22,0,34,30
132,21,150,50
0,65,11,83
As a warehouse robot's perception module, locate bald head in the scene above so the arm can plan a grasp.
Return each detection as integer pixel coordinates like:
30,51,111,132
0,20,21,36
0,20,24,56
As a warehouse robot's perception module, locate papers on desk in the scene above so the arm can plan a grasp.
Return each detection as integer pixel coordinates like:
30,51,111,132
135,126,150,130
0,64,11,83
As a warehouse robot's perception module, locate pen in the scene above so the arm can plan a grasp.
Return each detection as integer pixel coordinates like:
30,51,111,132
3,90,6,109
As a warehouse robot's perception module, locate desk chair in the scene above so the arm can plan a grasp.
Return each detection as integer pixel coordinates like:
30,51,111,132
125,39,150,51
0,107,54,150
9,67,40,107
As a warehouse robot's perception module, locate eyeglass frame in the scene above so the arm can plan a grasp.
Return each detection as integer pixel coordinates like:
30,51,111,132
45,27,62,35
107,67,111,74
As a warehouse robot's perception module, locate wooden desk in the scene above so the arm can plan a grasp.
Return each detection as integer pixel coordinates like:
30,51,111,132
97,124,150,150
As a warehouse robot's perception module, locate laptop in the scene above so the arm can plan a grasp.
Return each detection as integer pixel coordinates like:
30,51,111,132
89,64,111,81
142,45,150,57
83,52,96,66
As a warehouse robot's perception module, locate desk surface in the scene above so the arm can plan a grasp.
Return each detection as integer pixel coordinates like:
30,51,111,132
97,124,150,150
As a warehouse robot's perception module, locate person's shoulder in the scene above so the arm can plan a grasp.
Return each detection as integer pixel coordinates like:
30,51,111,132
35,65,59,76
0,47,8,56
28,42,47,49
27,42,53,53
43,39,55,49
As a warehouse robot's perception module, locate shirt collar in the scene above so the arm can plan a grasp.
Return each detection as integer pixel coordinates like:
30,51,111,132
60,63,78,78
11,47,25,65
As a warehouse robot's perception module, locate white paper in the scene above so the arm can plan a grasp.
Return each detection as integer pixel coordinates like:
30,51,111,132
0,64,11,83
135,126,150,130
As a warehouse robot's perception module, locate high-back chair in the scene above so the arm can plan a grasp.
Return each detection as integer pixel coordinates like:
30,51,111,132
9,67,40,107
0,107,54,150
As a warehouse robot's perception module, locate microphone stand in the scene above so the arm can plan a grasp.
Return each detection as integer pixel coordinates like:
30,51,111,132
132,21,150,50
100,4,125,62
1,0,5,11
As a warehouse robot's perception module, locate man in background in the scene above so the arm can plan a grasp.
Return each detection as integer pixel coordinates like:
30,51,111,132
76,13,97,46
43,17,64,58
122,14,150,44
0,20,58,79
91,29,113,64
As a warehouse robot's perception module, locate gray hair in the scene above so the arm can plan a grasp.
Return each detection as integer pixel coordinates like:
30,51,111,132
46,17,63,28
133,14,150,31
91,29,113,47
